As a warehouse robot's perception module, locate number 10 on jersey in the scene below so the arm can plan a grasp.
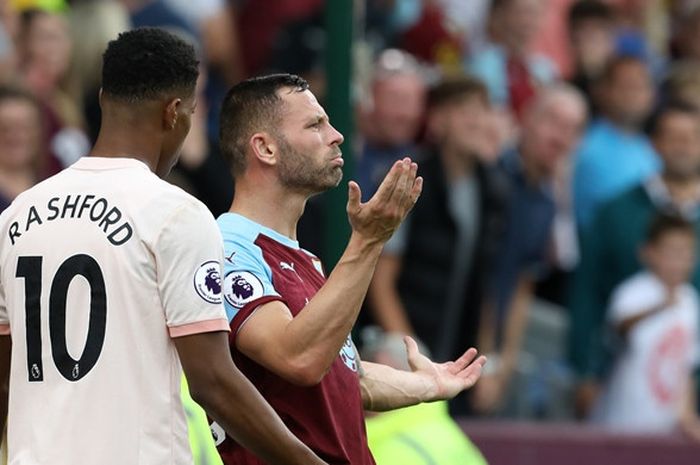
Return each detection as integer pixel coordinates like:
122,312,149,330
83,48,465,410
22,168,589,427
16,255,107,382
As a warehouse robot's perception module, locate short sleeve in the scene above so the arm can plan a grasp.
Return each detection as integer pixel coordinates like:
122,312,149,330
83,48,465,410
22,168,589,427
0,279,8,335
608,275,662,325
220,235,282,334
155,201,229,338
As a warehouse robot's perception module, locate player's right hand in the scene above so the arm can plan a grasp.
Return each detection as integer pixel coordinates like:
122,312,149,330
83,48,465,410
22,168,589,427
346,157,422,245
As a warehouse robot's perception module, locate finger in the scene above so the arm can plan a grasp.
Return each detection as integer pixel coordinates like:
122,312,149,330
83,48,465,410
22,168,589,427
455,355,488,380
409,175,423,206
346,181,361,213
449,347,479,373
386,158,412,208
398,163,419,212
372,160,404,204
403,335,422,371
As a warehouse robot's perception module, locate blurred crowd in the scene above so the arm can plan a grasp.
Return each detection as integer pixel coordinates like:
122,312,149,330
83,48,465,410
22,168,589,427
5,0,700,454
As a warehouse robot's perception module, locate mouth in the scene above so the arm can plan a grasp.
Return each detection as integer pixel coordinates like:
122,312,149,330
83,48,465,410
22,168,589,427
330,154,344,167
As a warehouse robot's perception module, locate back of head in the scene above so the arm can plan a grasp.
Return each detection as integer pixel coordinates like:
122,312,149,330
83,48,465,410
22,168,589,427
101,27,199,104
219,73,309,178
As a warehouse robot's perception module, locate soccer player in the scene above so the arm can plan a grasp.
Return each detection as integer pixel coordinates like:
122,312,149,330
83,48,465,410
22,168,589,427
0,29,327,465
215,74,487,464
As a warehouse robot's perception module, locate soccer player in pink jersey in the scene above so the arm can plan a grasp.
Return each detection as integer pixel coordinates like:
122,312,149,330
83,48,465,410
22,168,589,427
215,74,487,465
0,29,328,465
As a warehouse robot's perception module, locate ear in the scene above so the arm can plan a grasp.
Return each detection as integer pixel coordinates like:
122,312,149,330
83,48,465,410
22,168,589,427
163,97,181,131
249,132,278,167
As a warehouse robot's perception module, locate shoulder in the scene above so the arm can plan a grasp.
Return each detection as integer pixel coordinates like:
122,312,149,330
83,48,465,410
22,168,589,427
614,272,660,300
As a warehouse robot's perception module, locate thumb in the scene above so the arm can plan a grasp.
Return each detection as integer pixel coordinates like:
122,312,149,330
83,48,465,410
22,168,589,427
347,181,361,212
404,335,421,371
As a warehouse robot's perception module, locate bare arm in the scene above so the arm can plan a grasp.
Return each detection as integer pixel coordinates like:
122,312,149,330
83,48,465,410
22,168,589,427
359,337,486,411
237,159,423,386
0,336,8,436
367,253,414,334
174,331,326,465
472,275,533,413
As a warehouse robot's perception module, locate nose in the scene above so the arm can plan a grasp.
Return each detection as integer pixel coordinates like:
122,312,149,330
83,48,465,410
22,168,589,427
328,123,345,147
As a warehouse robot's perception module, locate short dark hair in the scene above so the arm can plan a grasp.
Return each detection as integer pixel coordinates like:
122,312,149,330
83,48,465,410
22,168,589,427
219,73,309,177
101,28,199,102
645,101,699,137
427,74,488,110
646,213,696,245
568,0,614,29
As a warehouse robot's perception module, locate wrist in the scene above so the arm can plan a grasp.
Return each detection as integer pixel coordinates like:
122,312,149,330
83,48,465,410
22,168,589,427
347,232,385,256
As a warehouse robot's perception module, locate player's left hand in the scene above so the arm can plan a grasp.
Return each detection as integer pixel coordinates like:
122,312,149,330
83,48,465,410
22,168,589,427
404,336,487,401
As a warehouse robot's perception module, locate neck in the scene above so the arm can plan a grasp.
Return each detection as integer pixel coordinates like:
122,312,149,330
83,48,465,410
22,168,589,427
662,173,700,204
89,116,163,173
439,145,474,183
230,173,307,240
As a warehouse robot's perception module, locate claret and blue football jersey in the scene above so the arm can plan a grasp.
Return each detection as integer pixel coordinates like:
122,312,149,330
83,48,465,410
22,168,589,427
216,212,374,465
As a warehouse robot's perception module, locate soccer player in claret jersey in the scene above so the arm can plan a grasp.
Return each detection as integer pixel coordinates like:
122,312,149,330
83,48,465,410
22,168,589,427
215,74,487,465
0,29,328,465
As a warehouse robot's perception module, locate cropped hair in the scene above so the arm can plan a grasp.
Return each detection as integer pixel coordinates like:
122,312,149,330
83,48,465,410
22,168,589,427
219,74,309,177
101,27,199,102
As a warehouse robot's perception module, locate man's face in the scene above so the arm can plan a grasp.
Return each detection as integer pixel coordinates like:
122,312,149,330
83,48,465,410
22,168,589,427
431,96,497,161
521,94,586,176
653,111,700,181
0,98,41,170
601,61,654,127
495,0,543,51
369,74,425,147
274,89,344,195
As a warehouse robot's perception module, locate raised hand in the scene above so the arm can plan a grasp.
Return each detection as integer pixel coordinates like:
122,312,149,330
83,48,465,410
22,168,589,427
346,158,423,245
404,336,487,401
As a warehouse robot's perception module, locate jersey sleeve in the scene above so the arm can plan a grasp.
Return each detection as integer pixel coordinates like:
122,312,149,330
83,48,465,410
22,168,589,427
0,279,8,335
608,277,659,325
221,234,283,335
155,200,229,338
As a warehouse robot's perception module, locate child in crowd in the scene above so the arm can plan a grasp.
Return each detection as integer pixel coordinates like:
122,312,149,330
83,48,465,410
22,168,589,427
591,214,700,440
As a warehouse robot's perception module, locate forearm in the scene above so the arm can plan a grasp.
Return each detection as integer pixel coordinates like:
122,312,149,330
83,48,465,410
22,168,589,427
616,303,666,337
499,278,533,377
283,233,383,369
359,361,436,412
195,366,324,465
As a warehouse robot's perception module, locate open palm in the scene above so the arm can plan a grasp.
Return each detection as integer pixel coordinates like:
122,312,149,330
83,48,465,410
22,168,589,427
405,336,487,401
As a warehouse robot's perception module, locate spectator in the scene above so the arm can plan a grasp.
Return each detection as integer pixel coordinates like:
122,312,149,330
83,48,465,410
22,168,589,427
356,49,426,201
362,327,488,465
16,7,89,174
573,55,659,229
567,0,617,112
468,0,557,118
367,76,506,403
0,85,43,212
569,102,700,417
473,83,587,414
590,214,700,441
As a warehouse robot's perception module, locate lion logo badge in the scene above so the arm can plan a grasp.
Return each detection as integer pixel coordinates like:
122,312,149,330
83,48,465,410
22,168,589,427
193,260,223,304
224,270,264,308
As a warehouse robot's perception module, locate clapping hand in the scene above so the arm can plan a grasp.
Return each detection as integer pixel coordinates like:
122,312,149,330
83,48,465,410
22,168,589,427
346,158,422,246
